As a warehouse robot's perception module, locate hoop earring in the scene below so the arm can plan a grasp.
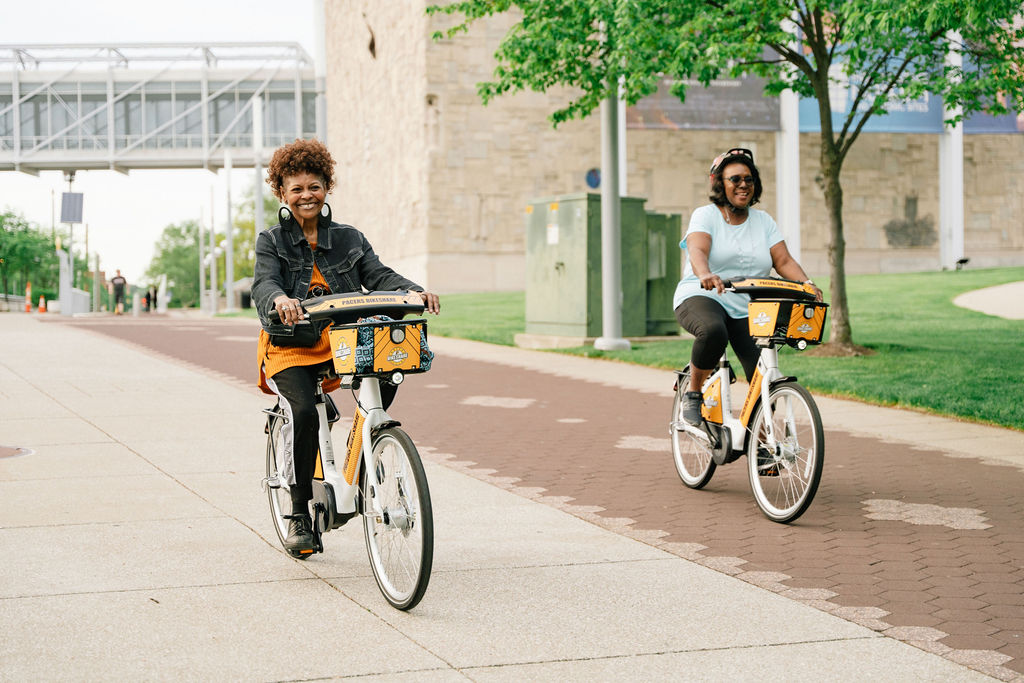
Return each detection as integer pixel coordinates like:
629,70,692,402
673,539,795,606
278,206,292,225
319,202,332,226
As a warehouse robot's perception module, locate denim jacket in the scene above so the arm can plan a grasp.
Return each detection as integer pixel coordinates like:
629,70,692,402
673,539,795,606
251,206,422,338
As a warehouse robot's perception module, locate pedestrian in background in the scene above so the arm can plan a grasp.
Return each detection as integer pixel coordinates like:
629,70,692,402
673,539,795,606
110,270,127,315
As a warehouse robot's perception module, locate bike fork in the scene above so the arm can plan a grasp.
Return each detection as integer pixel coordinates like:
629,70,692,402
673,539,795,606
756,347,781,449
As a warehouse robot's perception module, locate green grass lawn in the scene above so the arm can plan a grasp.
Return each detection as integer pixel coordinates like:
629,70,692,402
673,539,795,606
427,267,1024,431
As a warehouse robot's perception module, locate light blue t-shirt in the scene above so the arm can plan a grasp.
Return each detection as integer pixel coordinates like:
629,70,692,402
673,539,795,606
672,204,784,318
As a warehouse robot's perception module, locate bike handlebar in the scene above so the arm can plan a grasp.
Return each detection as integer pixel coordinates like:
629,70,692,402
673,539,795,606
267,290,426,325
721,276,817,301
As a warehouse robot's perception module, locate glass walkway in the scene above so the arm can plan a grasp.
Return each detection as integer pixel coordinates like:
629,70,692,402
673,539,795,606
0,43,320,173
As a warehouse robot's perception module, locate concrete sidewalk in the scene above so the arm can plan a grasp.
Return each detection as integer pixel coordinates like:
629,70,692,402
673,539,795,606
0,314,995,681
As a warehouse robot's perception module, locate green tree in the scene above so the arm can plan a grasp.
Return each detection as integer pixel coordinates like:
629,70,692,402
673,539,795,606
232,184,282,280
430,0,1024,351
144,220,202,308
0,210,60,302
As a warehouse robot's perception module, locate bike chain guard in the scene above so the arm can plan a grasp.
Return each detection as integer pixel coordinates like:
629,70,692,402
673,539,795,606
706,422,736,466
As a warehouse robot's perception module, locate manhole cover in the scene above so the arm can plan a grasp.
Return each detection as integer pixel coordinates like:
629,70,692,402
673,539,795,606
0,445,34,459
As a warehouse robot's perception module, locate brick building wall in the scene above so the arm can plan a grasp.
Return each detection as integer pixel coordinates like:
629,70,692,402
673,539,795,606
326,3,1024,292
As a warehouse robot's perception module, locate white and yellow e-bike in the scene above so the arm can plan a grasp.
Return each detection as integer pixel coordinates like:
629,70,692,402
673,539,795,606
670,277,828,523
263,291,433,609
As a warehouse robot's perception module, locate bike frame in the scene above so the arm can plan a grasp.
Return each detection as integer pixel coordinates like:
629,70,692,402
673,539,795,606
310,375,393,519
699,344,783,454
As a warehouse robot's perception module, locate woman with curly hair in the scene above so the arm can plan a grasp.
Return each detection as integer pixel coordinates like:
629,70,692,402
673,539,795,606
251,138,440,553
673,147,820,426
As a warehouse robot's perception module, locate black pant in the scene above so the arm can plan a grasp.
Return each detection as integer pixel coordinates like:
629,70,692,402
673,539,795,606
270,362,396,510
674,297,760,382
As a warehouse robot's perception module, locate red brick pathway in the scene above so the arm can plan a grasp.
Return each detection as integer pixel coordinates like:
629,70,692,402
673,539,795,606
59,318,1024,680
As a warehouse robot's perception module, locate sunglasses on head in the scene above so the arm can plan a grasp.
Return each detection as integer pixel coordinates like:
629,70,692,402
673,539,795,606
709,147,754,175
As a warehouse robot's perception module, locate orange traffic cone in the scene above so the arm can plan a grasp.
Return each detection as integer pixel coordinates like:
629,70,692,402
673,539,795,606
38,296,46,313
24,283,31,312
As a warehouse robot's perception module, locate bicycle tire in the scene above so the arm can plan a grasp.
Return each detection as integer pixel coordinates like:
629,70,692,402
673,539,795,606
361,426,433,610
265,413,311,559
670,373,716,489
746,381,824,523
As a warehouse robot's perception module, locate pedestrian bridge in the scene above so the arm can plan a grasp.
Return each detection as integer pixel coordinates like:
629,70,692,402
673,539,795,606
0,43,320,174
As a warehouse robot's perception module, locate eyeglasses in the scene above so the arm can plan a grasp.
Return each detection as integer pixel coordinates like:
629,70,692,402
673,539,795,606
710,147,755,174
725,175,755,186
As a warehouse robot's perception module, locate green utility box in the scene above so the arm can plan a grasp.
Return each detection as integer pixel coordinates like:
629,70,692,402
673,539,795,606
645,211,682,335
524,193,648,339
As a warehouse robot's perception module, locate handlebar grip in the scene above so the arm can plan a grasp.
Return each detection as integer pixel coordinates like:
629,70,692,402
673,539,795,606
267,307,309,325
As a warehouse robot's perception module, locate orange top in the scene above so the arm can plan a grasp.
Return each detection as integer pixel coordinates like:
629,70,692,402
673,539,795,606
257,245,340,395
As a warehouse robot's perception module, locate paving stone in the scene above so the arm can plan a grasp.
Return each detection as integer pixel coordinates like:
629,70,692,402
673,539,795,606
60,318,1024,680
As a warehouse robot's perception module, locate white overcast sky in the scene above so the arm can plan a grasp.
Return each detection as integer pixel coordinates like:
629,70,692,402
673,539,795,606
0,0,317,283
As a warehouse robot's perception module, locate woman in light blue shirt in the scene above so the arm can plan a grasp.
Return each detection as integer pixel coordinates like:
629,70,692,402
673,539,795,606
674,148,821,425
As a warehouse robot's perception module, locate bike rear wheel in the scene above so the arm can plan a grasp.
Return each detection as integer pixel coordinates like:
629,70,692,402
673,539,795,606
670,374,716,489
361,426,433,610
746,381,824,523
265,412,310,559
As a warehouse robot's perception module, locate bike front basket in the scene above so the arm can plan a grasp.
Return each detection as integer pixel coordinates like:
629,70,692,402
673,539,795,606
328,317,432,377
748,299,829,346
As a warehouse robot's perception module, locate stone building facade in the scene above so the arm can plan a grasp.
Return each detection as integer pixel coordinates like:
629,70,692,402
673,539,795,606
325,2,1024,292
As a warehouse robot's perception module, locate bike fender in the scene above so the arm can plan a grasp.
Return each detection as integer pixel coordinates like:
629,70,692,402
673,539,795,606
370,420,402,440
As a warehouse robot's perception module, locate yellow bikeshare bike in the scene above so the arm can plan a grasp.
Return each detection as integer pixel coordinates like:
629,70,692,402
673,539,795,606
670,277,828,523
263,291,433,609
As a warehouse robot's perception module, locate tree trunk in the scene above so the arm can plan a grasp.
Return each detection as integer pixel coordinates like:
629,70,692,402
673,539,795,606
820,138,853,346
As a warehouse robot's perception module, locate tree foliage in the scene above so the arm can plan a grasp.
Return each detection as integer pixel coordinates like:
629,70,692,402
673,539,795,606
0,210,61,301
145,220,202,308
429,0,1024,348
231,186,282,280
143,182,280,308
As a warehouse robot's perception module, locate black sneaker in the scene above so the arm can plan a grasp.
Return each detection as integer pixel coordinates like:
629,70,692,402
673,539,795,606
683,391,704,426
284,514,315,554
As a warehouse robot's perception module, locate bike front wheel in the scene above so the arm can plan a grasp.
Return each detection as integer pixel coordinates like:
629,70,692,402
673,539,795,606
361,426,433,610
670,374,716,489
746,381,824,523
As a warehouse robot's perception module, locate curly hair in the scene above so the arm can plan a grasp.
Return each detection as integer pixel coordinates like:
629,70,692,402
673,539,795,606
266,138,336,200
708,155,763,208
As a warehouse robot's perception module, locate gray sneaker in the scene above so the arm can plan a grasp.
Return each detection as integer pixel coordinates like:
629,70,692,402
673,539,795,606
683,391,704,426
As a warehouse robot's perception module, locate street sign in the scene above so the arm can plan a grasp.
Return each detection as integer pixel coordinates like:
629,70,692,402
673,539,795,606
60,192,84,224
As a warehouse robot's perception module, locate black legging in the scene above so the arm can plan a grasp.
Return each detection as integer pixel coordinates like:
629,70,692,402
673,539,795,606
270,362,396,511
675,296,760,382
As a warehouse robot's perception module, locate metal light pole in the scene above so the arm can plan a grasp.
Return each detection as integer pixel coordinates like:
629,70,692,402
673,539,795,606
198,203,206,312
65,171,75,291
594,95,630,351
313,0,327,140
208,203,218,313
224,148,235,311
939,31,965,270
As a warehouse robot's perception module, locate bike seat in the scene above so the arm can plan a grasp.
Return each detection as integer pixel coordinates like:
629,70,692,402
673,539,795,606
303,291,426,323
724,277,816,301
